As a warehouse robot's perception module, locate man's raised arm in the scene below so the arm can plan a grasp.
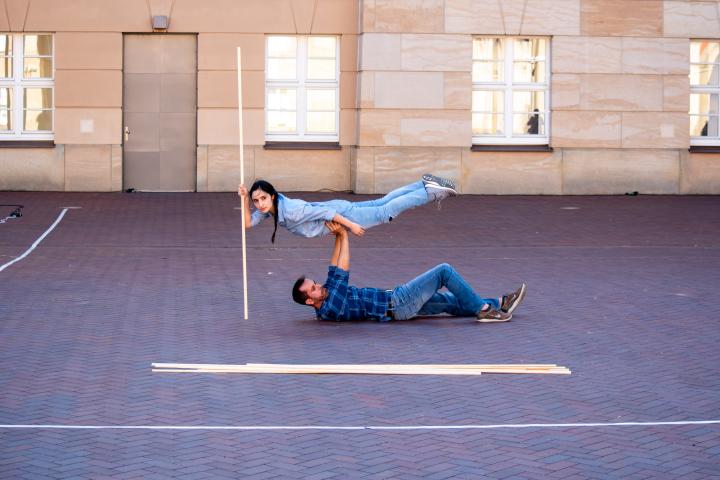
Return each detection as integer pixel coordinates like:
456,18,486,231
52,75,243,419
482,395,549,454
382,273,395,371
325,221,350,271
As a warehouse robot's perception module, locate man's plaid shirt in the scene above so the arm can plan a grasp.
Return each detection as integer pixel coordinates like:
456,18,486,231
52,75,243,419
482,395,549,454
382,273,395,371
316,266,391,321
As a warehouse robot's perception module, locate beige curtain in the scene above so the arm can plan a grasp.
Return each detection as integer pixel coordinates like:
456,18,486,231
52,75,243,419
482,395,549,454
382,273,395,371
38,35,52,77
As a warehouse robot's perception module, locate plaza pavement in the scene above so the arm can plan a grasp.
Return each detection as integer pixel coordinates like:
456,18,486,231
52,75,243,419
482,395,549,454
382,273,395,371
0,191,719,479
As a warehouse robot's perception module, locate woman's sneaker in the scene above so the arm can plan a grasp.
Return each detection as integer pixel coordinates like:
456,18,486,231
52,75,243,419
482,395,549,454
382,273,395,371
422,173,458,203
500,283,527,314
477,307,512,323
422,173,457,192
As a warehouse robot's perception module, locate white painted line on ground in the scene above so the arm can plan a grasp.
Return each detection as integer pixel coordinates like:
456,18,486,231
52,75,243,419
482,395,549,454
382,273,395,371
0,420,718,431
0,208,69,273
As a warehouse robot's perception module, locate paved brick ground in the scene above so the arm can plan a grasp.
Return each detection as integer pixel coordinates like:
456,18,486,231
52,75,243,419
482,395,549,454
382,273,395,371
0,191,719,479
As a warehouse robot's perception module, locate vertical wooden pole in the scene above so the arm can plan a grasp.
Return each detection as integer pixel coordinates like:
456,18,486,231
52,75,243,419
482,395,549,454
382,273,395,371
237,47,248,320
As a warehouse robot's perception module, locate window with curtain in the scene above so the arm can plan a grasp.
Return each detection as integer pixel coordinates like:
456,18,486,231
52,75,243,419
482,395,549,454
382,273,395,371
0,33,53,140
265,35,339,143
690,40,720,145
472,37,549,145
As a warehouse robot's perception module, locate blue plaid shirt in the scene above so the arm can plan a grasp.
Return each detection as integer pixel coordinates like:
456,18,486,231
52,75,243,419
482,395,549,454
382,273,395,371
316,266,391,322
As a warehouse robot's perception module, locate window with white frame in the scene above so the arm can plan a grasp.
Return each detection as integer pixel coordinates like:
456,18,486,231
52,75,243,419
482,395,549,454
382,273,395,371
690,40,720,145
0,33,54,140
472,37,549,145
265,35,339,142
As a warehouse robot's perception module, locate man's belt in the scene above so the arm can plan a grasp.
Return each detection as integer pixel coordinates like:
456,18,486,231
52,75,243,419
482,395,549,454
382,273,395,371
386,289,394,320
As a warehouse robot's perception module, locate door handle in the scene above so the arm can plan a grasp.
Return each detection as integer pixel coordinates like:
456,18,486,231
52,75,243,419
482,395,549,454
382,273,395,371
124,126,130,142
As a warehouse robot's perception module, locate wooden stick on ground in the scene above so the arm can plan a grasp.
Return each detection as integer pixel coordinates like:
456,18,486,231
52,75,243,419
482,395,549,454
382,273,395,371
152,363,560,369
152,363,571,375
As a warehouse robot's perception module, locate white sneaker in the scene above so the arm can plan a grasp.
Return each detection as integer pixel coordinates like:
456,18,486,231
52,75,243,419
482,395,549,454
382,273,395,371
425,186,456,202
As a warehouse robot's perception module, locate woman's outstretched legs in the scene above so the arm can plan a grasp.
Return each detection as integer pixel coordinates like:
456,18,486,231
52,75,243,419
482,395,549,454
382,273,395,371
350,180,427,208
341,184,429,228
337,175,457,229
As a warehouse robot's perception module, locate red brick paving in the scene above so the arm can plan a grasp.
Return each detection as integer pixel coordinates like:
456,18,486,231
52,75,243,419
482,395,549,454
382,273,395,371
1,191,719,478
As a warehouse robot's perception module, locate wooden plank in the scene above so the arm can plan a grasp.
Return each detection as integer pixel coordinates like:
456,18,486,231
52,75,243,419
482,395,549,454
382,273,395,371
152,366,570,375
152,363,560,370
151,362,571,375
152,368,485,375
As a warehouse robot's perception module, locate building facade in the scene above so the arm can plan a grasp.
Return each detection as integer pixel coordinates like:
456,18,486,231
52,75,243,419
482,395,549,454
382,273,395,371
0,0,718,194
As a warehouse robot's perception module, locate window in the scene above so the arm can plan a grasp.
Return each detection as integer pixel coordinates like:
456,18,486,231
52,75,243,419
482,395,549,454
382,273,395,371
0,33,54,141
690,40,720,145
265,35,339,143
472,37,549,145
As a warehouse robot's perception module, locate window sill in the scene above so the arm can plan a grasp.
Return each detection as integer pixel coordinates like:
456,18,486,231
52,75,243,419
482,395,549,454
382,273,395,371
689,145,720,154
264,141,341,150
471,144,553,152
0,140,56,148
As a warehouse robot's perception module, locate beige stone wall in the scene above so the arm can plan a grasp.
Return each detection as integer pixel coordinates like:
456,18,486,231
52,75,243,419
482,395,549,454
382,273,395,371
2,0,720,193
55,32,123,191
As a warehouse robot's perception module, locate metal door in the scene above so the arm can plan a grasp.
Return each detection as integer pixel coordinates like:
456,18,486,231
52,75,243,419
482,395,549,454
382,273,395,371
123,35,197,191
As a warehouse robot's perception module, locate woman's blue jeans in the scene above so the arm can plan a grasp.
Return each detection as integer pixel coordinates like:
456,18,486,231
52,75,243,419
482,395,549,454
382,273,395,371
338,181,430,228
390,263,499,320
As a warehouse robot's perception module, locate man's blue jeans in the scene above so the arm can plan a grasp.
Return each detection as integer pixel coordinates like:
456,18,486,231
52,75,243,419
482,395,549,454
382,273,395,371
390,263,500,320
338,181,430,228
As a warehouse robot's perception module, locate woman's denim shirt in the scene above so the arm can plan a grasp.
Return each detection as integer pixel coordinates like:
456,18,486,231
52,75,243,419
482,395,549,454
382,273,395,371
250,193,338,238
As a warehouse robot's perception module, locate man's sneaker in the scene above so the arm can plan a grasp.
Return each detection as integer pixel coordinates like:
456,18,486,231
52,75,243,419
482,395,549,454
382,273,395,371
477,307,512,323
422,173,457,192
500,283,527,314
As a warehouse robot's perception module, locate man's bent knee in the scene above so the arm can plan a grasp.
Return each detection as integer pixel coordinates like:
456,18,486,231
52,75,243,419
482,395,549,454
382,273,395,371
439,262,454,274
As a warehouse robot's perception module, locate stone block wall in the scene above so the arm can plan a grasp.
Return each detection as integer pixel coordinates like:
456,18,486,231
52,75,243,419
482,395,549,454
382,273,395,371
1,0,719,194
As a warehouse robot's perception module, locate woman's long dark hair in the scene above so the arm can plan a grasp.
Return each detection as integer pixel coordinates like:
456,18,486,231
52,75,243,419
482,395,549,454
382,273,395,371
249,180,280,243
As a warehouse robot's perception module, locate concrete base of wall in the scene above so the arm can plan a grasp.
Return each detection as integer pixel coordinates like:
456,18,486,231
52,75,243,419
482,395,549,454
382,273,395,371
0,146,65,191
198,145,352,193
352,147,720,195
2,145,719,194
0,145,121,192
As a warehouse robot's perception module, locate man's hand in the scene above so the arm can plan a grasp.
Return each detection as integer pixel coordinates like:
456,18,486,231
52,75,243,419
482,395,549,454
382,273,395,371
325,221,347,236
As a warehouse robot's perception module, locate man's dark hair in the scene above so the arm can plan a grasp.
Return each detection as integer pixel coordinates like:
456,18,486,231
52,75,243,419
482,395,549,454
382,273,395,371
292,276,309,305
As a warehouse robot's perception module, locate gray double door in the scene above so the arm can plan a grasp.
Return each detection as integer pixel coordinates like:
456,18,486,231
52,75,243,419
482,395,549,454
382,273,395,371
123,34,197,192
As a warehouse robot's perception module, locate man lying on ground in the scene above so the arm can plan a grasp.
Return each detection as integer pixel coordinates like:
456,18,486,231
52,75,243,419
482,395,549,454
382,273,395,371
291,221,526,323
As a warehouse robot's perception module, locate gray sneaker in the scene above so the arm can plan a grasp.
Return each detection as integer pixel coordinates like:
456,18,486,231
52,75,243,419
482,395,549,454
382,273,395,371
422,173,457,191
422,174,458,203
425,186,457,203
500,283,526,314
477,307,512,323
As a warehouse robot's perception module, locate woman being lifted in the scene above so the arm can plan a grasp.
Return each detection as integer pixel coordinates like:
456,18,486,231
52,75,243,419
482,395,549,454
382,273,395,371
237,174,457,242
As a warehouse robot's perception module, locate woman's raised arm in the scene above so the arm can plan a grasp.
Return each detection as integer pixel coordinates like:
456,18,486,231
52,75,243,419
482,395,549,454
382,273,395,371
237,184,254,229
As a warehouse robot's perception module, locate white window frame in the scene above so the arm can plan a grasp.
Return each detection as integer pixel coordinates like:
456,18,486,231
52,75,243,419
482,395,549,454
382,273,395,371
0,33,54,141
265,35,339,143
472,36,550,146
690,39,720,146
